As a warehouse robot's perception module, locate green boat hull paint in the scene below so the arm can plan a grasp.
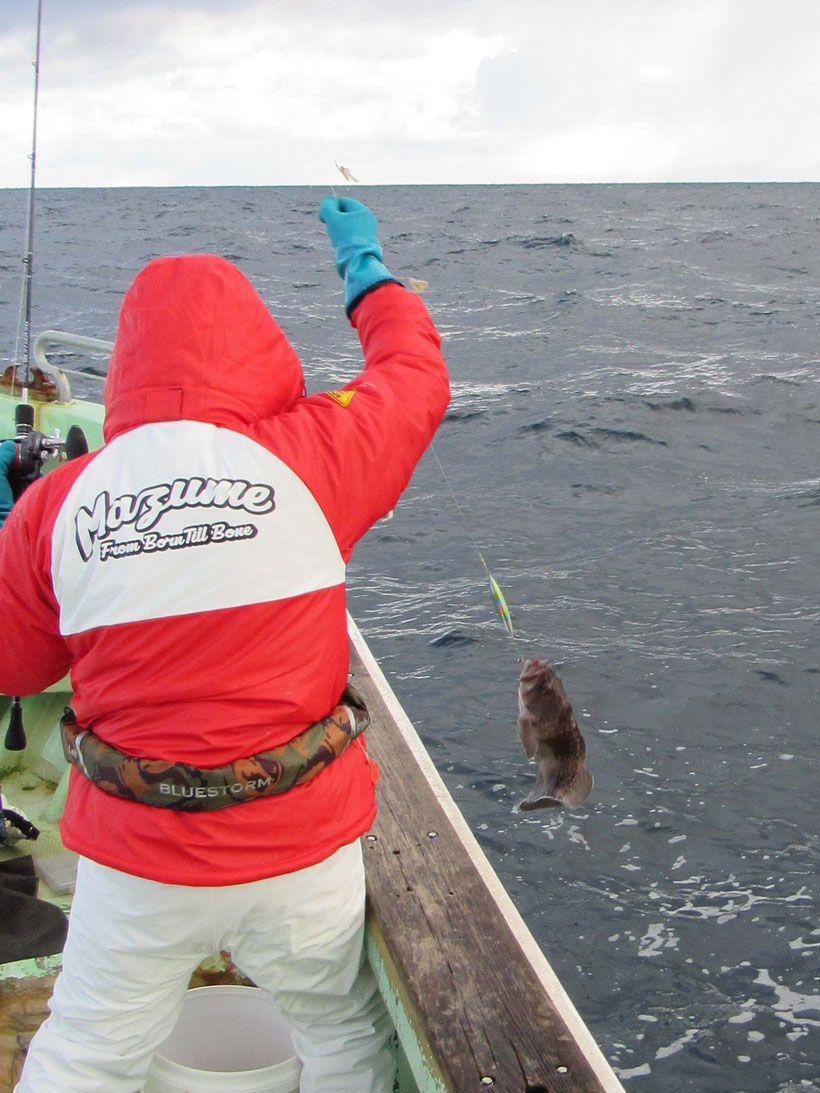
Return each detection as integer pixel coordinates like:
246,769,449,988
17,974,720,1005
0,952,63,982
0,390,106,453
365,922,448,1093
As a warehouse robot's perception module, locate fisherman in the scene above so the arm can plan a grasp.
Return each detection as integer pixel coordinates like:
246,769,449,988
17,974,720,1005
0,196,450,1093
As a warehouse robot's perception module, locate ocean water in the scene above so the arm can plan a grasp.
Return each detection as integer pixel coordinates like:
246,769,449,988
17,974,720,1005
1,183,818,1091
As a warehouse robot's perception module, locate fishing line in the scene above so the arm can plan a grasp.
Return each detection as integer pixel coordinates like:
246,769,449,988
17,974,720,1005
428,442,524,659
273,76,504,644
272,75,343,195
272,74,431,297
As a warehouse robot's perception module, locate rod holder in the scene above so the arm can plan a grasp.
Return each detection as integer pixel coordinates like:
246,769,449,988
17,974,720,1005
4,697,27,751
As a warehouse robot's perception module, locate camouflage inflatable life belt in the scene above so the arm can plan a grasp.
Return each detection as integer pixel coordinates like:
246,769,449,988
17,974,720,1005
59,685,369,812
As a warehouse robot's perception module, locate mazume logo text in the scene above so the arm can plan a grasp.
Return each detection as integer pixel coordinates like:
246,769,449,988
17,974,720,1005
75,477,276,562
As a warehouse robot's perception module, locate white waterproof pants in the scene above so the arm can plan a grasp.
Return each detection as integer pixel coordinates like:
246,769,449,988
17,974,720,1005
16,841,395,1093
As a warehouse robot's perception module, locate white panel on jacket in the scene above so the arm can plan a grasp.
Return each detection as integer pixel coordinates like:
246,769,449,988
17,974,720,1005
51,421,345,636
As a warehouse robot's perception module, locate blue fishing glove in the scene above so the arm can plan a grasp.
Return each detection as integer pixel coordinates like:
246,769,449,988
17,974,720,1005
319,196,399,316
0,440,16,529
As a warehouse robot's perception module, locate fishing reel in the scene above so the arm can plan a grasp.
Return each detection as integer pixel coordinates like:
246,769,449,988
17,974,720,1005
6,402,88,501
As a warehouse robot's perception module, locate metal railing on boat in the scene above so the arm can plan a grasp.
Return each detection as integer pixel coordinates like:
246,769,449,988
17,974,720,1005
31,330,113,403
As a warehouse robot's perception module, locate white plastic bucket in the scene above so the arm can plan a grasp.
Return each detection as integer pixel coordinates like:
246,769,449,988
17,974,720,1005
144,985,301,1093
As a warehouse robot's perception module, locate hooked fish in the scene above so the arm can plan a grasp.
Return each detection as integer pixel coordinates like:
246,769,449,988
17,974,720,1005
517,657,593,811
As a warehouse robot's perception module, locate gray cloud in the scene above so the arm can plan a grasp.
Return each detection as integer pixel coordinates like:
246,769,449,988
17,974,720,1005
2,0,819,184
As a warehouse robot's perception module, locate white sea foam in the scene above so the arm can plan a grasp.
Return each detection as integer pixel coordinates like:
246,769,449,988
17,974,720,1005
754,969,820,1029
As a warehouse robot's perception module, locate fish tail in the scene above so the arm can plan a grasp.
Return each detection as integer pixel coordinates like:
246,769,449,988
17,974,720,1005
518,764,594,812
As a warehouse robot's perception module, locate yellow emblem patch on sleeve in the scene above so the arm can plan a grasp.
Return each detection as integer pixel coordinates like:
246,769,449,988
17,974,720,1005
325,389,356,407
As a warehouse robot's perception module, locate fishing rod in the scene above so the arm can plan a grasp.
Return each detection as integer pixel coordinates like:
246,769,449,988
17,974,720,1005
3,0,87,755
6,0,89,491
3,0,44,755
7,0,54,483
20,0,43,399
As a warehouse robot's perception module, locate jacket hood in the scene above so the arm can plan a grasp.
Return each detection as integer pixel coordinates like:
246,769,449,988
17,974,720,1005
104,255,305,441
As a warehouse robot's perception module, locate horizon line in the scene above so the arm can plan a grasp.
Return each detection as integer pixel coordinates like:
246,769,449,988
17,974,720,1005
1,179,819,191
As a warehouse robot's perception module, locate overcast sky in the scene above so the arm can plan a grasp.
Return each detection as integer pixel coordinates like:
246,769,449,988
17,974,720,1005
1,0,819,187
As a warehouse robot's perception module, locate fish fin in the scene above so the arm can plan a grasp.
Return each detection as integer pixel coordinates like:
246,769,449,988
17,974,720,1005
517,789,563,811
559,766,594,808
518,764,594,812
517,716,539,760
518,760,561,811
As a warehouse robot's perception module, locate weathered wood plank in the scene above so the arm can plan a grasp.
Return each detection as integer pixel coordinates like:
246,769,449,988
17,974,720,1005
0,969,57,1091
351,637,622,1093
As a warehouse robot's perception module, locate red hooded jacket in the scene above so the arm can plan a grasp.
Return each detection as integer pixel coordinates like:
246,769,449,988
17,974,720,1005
0,257,449,884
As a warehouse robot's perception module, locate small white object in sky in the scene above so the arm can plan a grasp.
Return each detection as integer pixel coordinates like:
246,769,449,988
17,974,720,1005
335,162,359,183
